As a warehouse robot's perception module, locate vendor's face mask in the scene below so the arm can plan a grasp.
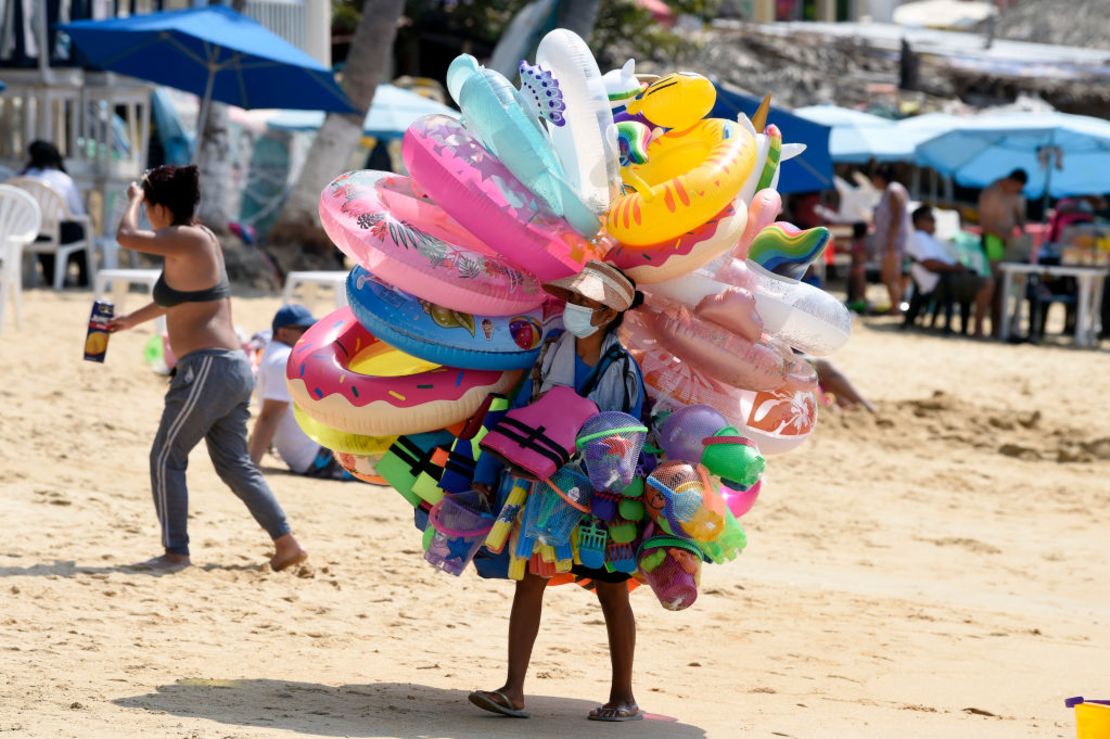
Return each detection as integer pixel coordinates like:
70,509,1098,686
562,303,599,338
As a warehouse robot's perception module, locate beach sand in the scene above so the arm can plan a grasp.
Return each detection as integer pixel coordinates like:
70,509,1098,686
1,289,1107,738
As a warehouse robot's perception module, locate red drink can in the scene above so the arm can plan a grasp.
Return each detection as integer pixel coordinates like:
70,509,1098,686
84,299,114,363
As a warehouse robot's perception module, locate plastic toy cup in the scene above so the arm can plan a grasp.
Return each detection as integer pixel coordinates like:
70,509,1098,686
1067,697,1110,739
637,535,702,611
425,490,494,576
523,467,593,546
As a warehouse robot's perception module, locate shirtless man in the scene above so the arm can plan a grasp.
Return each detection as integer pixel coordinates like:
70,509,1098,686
978,169,1028,336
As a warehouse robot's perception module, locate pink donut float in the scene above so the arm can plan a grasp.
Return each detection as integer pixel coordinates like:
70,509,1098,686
402,114,604,283
632,301,788,392
287,307,521,437
605,195,748,285
320,170,543,316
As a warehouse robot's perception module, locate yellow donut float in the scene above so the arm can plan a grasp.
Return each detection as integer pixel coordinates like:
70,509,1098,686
607,117,757,247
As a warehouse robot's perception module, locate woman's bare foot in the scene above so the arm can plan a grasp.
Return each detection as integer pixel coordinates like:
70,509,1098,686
127,553,191,573
588,699,642,722
270,533,307,571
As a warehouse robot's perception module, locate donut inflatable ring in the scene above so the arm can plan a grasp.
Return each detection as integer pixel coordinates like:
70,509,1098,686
346,267,545,371
287,307,520,436
608,118,756,247
403,115,602,282
334,451,388,485
292,403,397,456
605,195,747,284
320,170,544,316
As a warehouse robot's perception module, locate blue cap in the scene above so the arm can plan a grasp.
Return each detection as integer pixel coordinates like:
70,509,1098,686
272,304,316,334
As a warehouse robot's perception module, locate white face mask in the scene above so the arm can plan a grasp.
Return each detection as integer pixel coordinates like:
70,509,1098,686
562,303,599,338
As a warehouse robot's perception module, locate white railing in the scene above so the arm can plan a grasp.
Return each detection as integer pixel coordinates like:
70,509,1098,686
244,0,331,67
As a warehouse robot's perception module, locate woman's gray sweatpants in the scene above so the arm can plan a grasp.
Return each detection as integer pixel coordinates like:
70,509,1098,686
150,348,291,555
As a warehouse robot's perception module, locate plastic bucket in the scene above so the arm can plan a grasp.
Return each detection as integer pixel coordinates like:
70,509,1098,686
424,491,494,576
1068,697,1110,739
523,470,591,546
637,535,702,611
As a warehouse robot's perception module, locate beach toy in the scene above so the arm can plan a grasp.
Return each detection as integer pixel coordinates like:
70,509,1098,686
735,111,806,206
720,479,762,519
602,59,644,113
290,405,397,456
698,509,748,564
701,429,765,488
1067,697,1110,739
657,405,730,462
618,497,645,522
522,466,593,546
633,300,791,392
644,462,727,542
754,124,782,192
425,490,495,576
533,30,621,212
446,54,599,236
624,72,716,129
605,195,749,285
615,120,652,167
334,450,388,485
376,430,456,508
590,490,621,523
485,478,530,554
747,222,830,281
731,189,783,260
286,307,519,437
480,387,599,481
439,394,512,495
576,411,648,492
637,534,703,611
606,539,639,574
607,518,639,545
403,115,602,282
319,170,543,316
691,285,763,343
577,519,608,569
346,268,545,371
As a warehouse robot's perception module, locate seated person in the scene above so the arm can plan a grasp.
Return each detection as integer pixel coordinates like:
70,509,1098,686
248,305,351,480
907,206,993,337
21,140,90,287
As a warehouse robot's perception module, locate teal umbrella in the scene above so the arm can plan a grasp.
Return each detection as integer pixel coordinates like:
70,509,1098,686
266,84,457,140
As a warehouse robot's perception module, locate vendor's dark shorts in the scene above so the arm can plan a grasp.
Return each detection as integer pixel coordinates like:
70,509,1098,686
571,564,631,584
947,272,987,303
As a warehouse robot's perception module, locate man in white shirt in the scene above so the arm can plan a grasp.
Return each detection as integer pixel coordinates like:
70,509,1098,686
907,206,993,337
249,305,351,480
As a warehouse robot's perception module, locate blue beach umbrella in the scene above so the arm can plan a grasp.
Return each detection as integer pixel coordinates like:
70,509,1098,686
710,83,834,194
914,112,1110,198
266,85,459,140
60,6,354,134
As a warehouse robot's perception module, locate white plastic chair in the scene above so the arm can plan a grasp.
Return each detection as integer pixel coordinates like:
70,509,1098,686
7,177,97,290
0,165,14,183
0,185,43,334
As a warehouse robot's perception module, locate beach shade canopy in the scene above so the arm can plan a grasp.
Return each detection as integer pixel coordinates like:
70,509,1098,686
0,79,5,92
710,83,834,194
914,112,1110,198
794,104,897,163
59,5,355,133
266,85,458,140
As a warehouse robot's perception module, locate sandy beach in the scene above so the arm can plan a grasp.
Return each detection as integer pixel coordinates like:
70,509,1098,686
1,288,1107,738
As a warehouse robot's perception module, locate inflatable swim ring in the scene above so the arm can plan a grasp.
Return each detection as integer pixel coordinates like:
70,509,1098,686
532,29,621,212
403,115,602,283
446,54,599,237
346,267,545,371
287,307,520,436
292,404,397,456
605,195,747,284
335,451,388,485
747,222,830,280
608,118,756,247
320,170,543,316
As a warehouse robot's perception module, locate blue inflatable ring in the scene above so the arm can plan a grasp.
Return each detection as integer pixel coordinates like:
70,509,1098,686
346,267,546,371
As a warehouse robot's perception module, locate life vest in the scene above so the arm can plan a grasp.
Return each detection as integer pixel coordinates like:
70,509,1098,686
480,386,599,481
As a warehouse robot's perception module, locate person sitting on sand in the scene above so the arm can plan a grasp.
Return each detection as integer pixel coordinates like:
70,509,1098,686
248,305,352,480
907,206,993,337
468,261,646,722
108,165,307,573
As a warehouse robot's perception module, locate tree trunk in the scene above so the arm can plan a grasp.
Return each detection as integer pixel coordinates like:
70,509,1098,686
555,0,601,40
195,0,247,236
266,0,405,272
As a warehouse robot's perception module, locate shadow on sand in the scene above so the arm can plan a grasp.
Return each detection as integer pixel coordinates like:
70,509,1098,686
114,678,708,738
0,558,262,578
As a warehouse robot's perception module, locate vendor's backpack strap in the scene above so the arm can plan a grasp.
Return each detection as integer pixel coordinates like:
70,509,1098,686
530,335,561,400
579,344,633,413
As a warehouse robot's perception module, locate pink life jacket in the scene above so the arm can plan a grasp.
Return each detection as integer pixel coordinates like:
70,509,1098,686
480,386,599,480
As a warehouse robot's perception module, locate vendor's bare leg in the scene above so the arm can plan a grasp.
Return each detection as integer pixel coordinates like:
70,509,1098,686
589,580,639,720
270,533,308,571
478,571,547,712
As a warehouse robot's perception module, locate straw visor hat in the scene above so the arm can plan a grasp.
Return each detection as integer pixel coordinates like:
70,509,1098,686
543,261,636,312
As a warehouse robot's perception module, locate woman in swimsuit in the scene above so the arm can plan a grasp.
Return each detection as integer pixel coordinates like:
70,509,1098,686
109,165,307,573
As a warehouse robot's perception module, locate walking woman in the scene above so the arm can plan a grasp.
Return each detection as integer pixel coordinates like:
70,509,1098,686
109,165,306,572
468,261,647,722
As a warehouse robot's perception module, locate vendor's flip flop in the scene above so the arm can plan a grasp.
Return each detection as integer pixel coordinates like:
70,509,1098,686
588,705,644,722
468,690,529,718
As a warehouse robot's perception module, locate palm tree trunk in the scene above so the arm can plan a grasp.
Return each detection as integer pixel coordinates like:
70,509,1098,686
195,0,247,236
266,0,405,270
